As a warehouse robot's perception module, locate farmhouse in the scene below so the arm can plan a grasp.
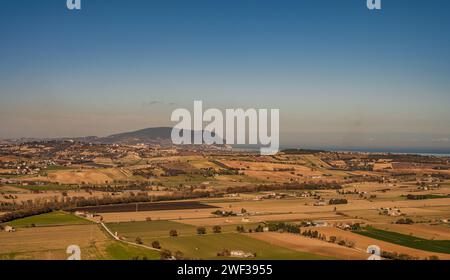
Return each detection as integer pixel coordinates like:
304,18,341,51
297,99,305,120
336,223,351,230
74,211,95,219
4,225,15,232
379,207,402,216
230,250,255,258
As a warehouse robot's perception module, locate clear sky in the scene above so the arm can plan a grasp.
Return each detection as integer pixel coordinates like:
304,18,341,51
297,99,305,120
0,0,449,152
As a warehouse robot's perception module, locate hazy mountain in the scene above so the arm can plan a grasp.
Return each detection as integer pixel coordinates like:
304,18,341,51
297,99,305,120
99,127,174,144
97,127,221,145
1,127,222,146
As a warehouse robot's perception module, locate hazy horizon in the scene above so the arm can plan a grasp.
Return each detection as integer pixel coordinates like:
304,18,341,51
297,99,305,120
1,0,450,151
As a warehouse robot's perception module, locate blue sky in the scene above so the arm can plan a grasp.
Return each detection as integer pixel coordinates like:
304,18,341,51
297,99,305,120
0,0,449,151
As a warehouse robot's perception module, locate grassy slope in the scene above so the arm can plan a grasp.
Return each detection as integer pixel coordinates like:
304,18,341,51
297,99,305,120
354,227,450,254
4,211,91,228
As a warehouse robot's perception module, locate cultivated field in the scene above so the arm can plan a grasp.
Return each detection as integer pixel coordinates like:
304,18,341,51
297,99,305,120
0,224,108,260
313,227,450,260
71,201,218,213
107,220,328,260
249,232,368,260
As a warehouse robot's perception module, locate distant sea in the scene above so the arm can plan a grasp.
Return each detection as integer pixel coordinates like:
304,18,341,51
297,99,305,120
327,149,450,157
295,147,450,157
234,145,450,157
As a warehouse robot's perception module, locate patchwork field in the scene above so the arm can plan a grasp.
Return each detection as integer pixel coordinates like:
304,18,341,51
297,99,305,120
157,233,328,260
107,220,328,260
2,144,450,260
0,222,162,260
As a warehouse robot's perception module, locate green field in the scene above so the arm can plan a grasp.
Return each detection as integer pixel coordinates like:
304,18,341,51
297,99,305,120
354,227,450,254
4,211,91,228
107,220,329,260
107,220,198,240
406,194,450,200
104,242,160,260
107,220,262,241
157,233,328,260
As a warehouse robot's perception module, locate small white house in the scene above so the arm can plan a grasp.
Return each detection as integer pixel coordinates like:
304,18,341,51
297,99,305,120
75,211,94,219
74,211,86,217
4,225,15,232
230,250,255,258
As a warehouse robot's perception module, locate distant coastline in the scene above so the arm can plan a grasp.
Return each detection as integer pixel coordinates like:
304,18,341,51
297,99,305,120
234,145,450,157
283,146,450,157
321,147,450,157
2,134,449,157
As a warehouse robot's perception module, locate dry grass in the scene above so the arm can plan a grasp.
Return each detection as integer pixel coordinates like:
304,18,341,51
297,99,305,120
0,224,109,260
46,168,131,184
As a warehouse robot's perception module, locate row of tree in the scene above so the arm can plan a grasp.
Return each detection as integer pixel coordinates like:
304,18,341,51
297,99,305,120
0,207,53,223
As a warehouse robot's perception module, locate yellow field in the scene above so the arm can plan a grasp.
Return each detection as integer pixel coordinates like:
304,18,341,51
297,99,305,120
46,168,132,184
0,224,109,260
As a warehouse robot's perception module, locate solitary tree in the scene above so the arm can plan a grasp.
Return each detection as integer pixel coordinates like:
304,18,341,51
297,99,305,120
169,229,178,237
212,225,222,234
236,225,245,233
151,241,161,249
197,227,207,235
